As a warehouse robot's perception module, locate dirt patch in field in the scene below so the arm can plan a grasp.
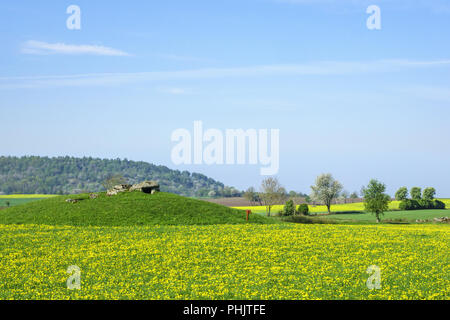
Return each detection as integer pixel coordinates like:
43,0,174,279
204,197,254,207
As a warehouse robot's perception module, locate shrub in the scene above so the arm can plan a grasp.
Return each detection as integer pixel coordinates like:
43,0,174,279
399,199,446,210
399,199,419,210
418,199,434,209
297,204,309,216
282,215,335,224
283,200,295,216
433,200,446,210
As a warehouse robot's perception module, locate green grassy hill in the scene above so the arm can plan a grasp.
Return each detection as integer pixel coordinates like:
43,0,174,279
0,192,273,226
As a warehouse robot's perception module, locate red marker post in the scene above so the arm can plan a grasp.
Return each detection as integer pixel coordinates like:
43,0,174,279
246,210,252,221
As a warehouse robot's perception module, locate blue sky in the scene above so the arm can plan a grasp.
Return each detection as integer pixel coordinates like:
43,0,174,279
1,0,450,196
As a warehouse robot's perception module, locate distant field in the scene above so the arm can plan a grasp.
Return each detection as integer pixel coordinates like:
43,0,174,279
235,199,450,215
309,210,449,224
0,195,57,208
0,195,57,199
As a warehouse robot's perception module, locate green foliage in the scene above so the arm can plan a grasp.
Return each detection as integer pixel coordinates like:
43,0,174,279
310,173,343,214
362,179,391,223
400,199,446,211
282,215,335,224
0,156,237,197
0,192,273,226
297,204,310,216
283,200,295,216
395,187,409,201
423,187,436,200
243,187,261,205
410,187,422,200
399,199,419,210
350,192,359,199
433,200,446,210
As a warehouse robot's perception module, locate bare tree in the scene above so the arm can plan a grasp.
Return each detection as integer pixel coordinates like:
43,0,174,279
243,187,262,206
101,174,128,191
260,177,285,217
310,173,343,214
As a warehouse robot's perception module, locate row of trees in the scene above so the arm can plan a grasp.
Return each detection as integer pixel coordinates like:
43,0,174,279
250,174,442,223
244,174,361,215
246,174,352,216
395,187,436,201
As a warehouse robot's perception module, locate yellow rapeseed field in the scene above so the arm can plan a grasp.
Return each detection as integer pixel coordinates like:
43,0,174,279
0,195,57,199
0,224,448,300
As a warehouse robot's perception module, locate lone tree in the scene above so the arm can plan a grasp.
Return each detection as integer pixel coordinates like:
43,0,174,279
423,187,436,200
362,179,391,223
395,187,409,201
260,177,286,217
410,187,422,200
310,173,343,214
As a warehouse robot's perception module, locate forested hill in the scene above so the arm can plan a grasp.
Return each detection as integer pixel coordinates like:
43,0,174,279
0,156,241,197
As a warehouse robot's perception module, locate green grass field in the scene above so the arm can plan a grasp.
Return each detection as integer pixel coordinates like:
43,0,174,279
0,195,57,208
0,192,272,226
308,210,449,224
0,193,448,300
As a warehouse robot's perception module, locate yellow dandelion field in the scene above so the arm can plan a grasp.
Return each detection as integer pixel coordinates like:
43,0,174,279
0,224,448,300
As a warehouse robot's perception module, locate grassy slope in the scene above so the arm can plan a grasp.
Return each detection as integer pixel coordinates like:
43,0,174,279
0,192,273,226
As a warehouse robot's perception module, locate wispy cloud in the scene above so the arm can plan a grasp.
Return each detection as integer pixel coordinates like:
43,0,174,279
158,54,211,63
21,40,131,56
1,59,449,89
156,87,193,95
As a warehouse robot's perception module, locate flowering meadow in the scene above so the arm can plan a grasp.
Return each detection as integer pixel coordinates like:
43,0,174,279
0,223,448,300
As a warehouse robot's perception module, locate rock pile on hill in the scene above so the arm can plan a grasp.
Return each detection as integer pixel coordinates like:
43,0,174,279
130,181,160,194
434,217,449,223
106,184,132,196
107,181,160,196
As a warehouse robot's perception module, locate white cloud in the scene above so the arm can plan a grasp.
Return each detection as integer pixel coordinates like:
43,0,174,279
157,87,193,95
21,40,131,56
1,59,449,89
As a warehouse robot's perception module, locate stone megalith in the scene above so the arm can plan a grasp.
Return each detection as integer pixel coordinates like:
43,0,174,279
130,181,160,194
106,184,132,196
